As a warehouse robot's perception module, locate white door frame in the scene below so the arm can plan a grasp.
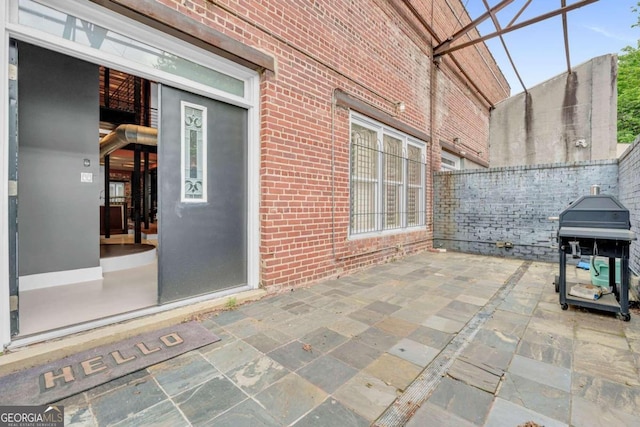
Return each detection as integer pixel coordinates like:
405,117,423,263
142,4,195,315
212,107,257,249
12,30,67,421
0,0,261,348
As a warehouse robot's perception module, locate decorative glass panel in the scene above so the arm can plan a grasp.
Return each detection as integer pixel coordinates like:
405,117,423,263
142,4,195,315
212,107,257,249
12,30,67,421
181,102,207,202
18,0,245,97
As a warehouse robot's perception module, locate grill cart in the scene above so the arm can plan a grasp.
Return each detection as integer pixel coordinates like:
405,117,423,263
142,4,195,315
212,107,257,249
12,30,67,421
556,194,636,321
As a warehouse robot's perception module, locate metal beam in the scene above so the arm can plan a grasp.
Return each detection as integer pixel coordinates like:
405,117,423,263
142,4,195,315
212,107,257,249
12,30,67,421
401,0,440,42
434,0,599,57
400,0,495,107
561,0,572,73
507,0,532,27
433,0,515,56
482,0,527,93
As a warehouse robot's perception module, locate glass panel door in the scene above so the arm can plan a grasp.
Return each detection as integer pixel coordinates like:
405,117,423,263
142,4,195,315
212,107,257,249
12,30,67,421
158,85,247,304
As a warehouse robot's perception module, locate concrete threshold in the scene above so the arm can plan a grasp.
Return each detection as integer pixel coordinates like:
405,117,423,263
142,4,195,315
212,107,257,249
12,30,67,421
0,288,267,377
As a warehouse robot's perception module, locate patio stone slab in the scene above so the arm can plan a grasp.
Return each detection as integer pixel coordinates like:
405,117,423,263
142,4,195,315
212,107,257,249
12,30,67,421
520,327,574,350
456,294,490,306
473,328,519,353
66,407,96,427
243,332,283,353
459,341,513,372
571,395,640,427
575,327,630,350
329,339,383,370
422,315,466,334
374,317,418,337
572,341,639,386
300,327,348,353
206,396,281,427
59,394,95,427
516,339,573,369
203,340,262,374
483,309,530,338
498,373,570,423
405,401,477,427
90,375,166,427
260,327,294,345
508,355,571,392
572,372,640,416
149,353,220,397
437,300,481,322
297,355,358,393
293,397,369,427
427,377,493,425
354,326,401,352
226,355,288,395
485,397,568,427
267,341,320,371
255,373,327,425
222,318,263,339
388,338,440,367
447,357,503,394
173,376,247,425
332,371,398,422
408,325,453,350
327,317,370,338
213,309,247,326
391,305,439,324
111,400,188,427
282,301,315,315
363,353,422,391
348,308,386,325
84,370,149,400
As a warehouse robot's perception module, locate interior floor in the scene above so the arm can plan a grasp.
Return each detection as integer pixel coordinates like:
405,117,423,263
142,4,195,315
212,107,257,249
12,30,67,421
18,234,158,337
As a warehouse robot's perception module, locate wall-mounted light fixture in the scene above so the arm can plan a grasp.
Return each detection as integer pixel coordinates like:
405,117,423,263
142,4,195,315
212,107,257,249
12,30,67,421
396,102,406,114
453,137,460,144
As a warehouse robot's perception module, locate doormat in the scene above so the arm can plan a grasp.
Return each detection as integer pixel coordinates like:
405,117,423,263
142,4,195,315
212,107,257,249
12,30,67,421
0,322,219,405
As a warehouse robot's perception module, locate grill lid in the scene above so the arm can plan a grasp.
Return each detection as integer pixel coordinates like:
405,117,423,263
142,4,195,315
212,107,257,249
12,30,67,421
559,195,630,230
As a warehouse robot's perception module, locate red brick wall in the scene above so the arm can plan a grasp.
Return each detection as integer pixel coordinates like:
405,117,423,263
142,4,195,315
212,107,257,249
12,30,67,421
155,0,509,289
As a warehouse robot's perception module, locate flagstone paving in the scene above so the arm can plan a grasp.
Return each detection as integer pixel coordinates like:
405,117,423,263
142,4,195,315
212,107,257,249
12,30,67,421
54,252,640,426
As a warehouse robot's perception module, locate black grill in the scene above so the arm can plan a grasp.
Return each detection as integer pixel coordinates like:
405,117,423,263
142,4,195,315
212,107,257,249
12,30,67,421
556,194,635,321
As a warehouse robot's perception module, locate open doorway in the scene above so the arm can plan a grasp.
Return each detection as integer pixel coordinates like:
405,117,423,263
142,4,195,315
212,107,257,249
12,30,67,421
14,39,251,338
5,0,259,344
16,42,159,336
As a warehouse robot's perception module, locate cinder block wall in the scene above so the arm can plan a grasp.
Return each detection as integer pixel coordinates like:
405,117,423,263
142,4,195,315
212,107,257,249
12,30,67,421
618,139,640,273
433,161,619,262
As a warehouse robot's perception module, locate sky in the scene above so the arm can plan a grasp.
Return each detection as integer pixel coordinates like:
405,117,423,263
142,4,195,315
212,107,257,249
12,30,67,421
463,0,640,95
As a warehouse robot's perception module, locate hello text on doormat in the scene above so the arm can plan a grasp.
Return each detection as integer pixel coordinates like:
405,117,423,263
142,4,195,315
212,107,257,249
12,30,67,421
0,322,220,405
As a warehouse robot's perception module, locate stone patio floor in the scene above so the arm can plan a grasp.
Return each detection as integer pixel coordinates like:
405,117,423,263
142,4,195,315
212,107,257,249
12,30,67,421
57,251,640,426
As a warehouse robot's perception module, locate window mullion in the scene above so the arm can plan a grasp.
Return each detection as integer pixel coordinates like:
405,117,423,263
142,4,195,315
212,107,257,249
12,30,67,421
378,131,384,232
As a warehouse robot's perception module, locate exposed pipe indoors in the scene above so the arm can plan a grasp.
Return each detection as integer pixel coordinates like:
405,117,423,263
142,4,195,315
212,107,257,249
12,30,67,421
99,124,157,158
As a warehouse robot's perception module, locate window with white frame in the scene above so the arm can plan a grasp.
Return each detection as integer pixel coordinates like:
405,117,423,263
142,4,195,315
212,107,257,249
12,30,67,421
441,150,461,171
350,114,426,236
